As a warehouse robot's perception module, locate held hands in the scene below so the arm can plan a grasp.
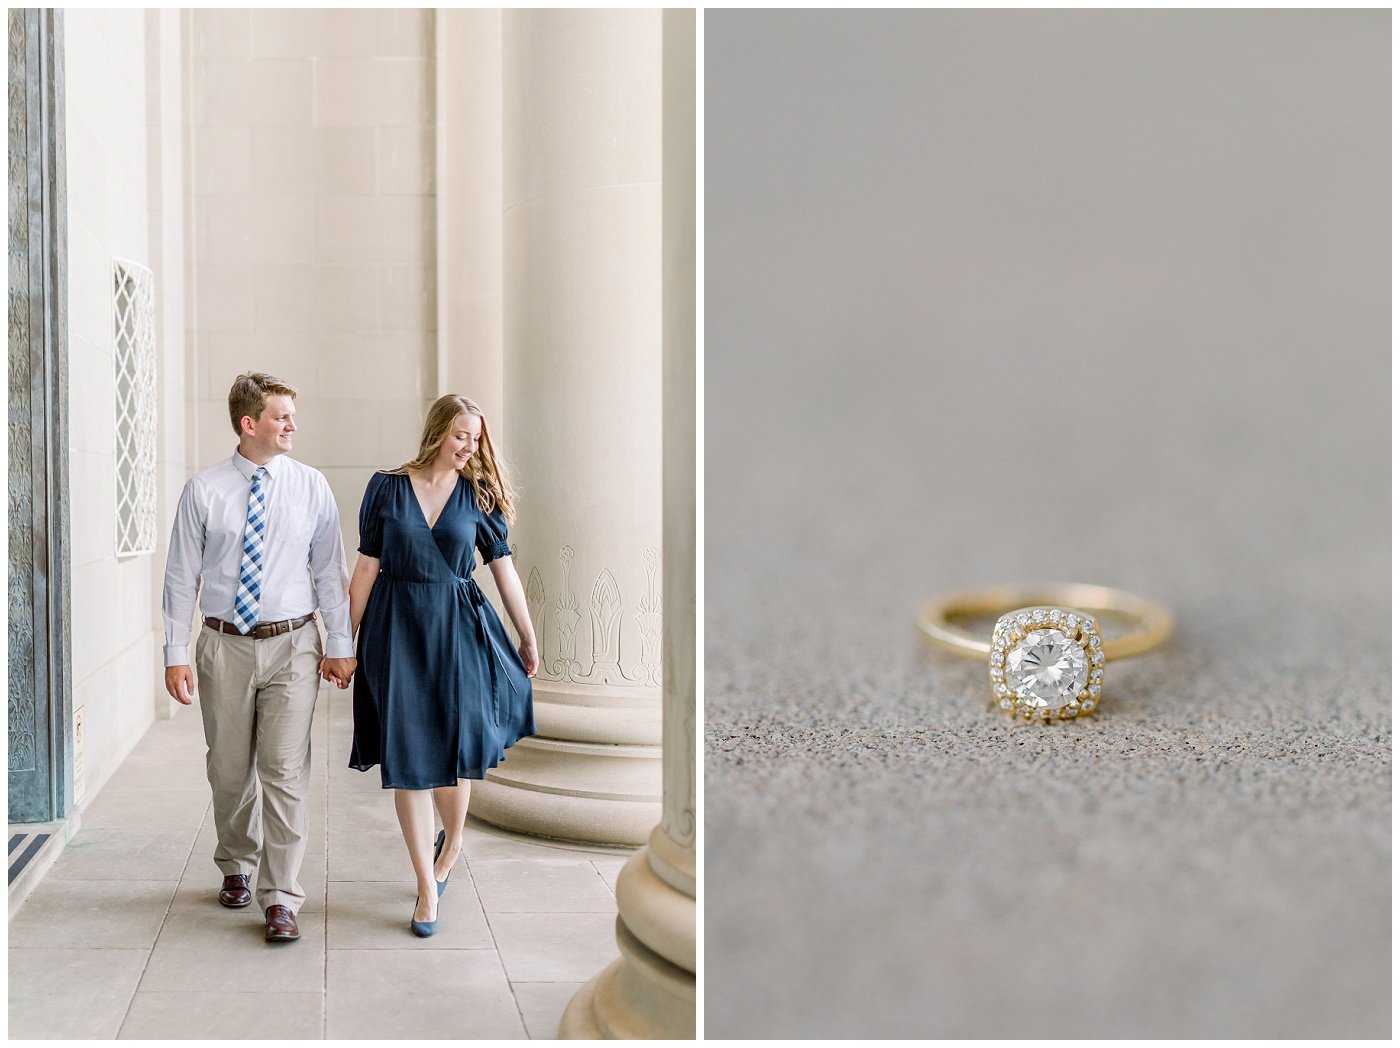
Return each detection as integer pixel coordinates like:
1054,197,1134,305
319,656,357,689
165,666,196,705
519,637,539,679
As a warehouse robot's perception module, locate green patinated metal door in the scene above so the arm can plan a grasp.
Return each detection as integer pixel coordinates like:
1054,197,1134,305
8,7,72,824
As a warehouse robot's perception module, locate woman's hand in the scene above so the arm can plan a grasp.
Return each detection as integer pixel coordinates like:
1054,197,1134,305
319,656,357,689
518,637,539,678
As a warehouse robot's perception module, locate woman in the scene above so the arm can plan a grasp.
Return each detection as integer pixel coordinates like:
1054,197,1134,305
342,394,538,937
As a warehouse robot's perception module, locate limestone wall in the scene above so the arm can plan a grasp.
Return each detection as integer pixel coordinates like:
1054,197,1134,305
186,9,437,558
64,10,149,801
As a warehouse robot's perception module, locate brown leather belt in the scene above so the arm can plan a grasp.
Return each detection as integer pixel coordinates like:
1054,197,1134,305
203,613,315,639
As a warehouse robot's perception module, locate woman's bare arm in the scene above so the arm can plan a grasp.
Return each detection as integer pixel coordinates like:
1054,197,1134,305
488,555,539,677
348,553,380,639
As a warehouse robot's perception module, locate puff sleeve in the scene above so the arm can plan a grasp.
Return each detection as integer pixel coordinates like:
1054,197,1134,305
357,471,391,558
476,506,514,564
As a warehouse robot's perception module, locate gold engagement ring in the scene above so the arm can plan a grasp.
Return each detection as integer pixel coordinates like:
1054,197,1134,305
917,584,1173,720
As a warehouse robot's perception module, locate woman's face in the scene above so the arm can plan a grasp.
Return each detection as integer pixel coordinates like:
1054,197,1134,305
435,412,482,470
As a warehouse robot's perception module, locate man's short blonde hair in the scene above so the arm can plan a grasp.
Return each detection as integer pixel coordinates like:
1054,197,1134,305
227,372,297,436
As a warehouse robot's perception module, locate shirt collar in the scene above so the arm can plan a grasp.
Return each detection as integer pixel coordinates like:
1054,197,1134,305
232,450,285,481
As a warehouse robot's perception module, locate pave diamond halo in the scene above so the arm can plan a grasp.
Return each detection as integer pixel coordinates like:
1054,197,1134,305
917,584,1173,722
989,607,1103,720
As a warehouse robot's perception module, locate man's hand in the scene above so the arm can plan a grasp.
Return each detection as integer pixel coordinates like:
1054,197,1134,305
319,656,357,689
165,666,196,705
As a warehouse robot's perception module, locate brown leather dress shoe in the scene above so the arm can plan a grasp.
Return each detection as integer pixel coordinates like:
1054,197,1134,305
218,874,251,909
264,904,300,943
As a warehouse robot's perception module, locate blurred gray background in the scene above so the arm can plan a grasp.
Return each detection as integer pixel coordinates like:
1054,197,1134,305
704,10,1388,1039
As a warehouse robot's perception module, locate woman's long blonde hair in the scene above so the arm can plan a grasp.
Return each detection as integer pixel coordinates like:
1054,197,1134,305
389,395,517,521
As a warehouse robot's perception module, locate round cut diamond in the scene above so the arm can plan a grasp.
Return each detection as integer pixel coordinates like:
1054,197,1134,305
1004,628,1089,710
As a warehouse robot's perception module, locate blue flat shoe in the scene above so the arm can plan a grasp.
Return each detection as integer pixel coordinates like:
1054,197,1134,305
434,829,451,898
410,895,438,938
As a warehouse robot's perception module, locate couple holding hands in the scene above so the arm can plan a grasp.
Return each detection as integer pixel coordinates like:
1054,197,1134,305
162,372,536,942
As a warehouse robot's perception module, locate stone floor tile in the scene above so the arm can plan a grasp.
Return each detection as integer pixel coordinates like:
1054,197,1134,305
9,946,149,997
471,859,617,913
8,945,151,1041
122,722,206,762
9,948,150,1039
119,991,323,1039
321,732,351,751
513,981,584,1039
325,948,526,1039
488,912,618,982
326,879,493,950
9,879,176,949
9,990,139,1039
81,788,211,830
592,859,627,892
138,911,327,993
459,821,628,863
327,788,404,833
102,758,211,793
326,771,385,798
328,829,415,881
45,828,195,882
324,735,357,761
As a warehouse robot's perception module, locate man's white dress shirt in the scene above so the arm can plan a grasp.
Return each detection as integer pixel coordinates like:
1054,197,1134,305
162,451,353,666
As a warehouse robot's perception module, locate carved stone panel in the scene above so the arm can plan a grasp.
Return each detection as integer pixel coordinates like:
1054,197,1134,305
532,544,662,687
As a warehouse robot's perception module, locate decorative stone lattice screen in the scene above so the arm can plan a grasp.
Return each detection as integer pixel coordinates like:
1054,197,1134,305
112,258,156,556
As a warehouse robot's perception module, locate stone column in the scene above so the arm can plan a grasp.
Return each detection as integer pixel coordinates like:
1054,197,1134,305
434,9,503,422
470,9,663,846
560,10,696,1038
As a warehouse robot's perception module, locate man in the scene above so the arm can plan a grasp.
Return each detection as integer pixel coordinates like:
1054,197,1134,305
162,372,356,943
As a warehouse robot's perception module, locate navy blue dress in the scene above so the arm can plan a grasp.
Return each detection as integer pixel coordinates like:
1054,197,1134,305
349,471,535,789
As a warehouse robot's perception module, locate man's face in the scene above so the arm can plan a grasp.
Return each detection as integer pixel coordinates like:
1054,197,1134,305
242,394,296,459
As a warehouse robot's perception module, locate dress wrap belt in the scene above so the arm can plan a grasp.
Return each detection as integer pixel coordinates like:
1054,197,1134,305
460,575,519,727
376,570,519,729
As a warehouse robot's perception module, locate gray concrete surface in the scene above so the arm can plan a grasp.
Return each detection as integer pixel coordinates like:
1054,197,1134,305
704,10,1389,1038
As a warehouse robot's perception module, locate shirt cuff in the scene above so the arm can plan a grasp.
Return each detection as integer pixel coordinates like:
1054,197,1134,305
164,645,190,667
323,635,355,660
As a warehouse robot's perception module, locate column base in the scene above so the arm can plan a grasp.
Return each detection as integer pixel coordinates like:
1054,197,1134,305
558,918,695,1039
473,736,660,846
559,831,695,1039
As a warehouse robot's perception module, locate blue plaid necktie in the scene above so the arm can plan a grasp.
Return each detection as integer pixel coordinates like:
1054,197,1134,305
232,466,269,634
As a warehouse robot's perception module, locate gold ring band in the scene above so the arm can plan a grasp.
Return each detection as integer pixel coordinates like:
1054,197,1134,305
918,583,1174,661
918,583,1173,719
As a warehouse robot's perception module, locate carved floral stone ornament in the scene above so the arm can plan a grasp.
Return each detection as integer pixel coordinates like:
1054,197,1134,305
528,544,663,687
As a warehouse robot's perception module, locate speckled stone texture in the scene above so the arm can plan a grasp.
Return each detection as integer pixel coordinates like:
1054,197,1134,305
704,10,1389,1039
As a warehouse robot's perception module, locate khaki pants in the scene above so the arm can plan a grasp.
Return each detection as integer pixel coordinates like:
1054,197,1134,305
194,620,321,913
